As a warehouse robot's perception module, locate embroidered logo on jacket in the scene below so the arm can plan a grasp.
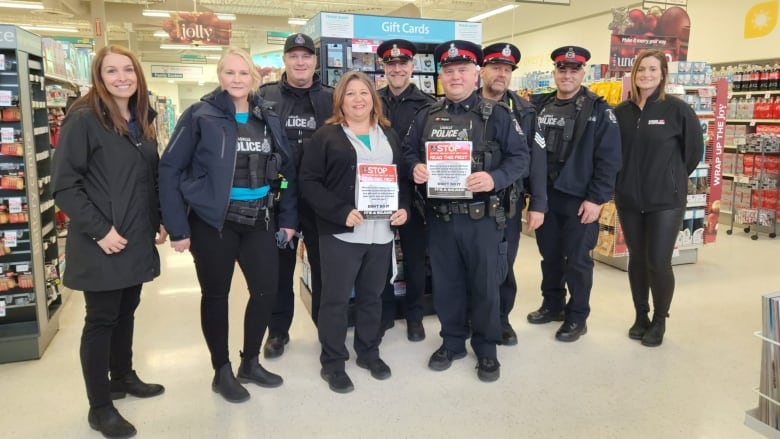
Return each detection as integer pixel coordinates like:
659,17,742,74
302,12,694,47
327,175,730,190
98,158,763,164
647,119,666,125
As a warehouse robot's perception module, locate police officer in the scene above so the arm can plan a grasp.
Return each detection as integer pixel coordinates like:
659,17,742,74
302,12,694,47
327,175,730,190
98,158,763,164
403,40,529,382
527,46,621,342
479,42,546,346
375,39,436,341
259,33,334,358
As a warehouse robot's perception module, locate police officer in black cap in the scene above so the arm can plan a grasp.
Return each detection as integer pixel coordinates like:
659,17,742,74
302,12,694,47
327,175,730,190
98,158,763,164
260,32,334,358
375,39,436,342
403,40,529,382
479,42,546,347
528,46,621,342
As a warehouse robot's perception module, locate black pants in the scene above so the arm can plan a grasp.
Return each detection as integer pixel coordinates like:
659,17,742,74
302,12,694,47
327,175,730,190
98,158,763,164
535,188,599,324
189,212,278,370
381,207,427,324
499,210,522,326
269,199,321,338
617,206,685,318
81,285,142,408
318,234,391,373
428,214,506,359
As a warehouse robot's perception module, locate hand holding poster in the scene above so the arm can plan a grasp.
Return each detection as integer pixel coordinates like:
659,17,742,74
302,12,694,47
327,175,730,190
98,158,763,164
357,164,398,219
426,141,473,199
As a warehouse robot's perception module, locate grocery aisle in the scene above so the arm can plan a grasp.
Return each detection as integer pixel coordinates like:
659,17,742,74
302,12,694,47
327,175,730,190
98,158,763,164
0,232,773,438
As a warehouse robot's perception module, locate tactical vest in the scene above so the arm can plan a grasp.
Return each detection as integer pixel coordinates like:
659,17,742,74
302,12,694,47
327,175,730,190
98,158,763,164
233,121,282,190
420,100,502,173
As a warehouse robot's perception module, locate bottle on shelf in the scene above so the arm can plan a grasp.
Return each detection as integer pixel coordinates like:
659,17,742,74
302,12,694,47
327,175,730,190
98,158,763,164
759,65,771,91
749,66,760,91
733,66,743,92
769,63,780,90
728,96,738,118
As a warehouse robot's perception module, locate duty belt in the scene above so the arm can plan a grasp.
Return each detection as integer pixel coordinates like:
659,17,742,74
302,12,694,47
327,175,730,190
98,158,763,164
225,196,271,228
430,196,506,229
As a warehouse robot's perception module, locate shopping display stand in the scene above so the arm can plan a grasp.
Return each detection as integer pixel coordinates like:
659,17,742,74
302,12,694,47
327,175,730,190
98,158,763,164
0,25,65,363
726,134,779,239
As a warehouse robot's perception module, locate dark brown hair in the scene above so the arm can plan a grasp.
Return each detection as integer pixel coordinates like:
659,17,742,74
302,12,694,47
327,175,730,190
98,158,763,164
326,71,390,128
70,45,155,139
629,49,668,104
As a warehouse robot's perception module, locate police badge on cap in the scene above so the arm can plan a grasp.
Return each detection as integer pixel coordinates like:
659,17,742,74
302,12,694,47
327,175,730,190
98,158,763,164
284,33,315,53
550,45,591,68
376,39,416,64
482,42,521,70
434,40,483,67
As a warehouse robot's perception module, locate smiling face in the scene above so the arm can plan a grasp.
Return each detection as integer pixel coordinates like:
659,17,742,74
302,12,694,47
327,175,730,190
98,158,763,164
439,62,478,103
553,63,586,100
283,48,316,89
218,53,254,106
480,62,513,100
634,55,663,95
342,78,373,124
100,52,137,108
384,59,414,95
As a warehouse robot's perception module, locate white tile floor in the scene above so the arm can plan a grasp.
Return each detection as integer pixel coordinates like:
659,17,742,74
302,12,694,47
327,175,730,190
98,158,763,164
1,231,776,438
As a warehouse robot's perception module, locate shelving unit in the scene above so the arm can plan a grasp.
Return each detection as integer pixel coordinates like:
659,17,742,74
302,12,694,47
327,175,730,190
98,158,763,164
0,25,64,363
747,291,780,438
594,77,727,270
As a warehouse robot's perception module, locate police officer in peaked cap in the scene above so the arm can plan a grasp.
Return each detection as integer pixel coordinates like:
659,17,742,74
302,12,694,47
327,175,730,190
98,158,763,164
402,39,530,382
375,39,436,342
479,42,547,347
527,45,621,342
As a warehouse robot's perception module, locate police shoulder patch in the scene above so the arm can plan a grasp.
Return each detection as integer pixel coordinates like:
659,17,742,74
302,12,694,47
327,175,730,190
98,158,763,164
605,108,617,124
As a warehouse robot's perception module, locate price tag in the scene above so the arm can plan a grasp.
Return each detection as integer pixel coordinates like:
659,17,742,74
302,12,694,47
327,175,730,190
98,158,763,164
0,90,11,106
16,264,29,272
0,127,13,143
8,197,22,213
4,231,17,247
0,299,5,317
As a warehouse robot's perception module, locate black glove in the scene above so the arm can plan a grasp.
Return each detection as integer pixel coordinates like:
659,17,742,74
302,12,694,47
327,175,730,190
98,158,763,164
275,230,295,250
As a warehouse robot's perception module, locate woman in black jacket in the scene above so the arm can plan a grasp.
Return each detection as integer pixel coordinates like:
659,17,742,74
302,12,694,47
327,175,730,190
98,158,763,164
614,50,704,347
52,45,166,438
159,47,297,403
300,71,410,393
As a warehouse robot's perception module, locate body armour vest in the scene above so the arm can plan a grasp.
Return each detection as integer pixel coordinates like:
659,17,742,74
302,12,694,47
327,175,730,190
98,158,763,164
233,120,281,189
420,101,502,174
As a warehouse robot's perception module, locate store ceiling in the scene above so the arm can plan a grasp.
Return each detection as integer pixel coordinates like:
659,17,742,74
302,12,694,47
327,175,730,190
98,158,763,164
0,0,633,65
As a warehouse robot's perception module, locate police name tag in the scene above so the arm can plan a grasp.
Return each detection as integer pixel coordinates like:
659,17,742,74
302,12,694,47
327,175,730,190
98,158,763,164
425,141,473,199
357,164,398,219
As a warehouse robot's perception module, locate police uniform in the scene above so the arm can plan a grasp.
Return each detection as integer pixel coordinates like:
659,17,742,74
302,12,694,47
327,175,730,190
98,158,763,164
259,33,334,359
375,39,436,339
403,40,530,381
479,43,546,346
528,46,622,342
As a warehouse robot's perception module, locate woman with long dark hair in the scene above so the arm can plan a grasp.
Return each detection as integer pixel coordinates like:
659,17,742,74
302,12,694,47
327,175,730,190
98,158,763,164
614,50,704,347
53,45,166,438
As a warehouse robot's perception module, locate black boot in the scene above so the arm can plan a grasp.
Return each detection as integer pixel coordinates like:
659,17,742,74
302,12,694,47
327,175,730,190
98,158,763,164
641,315,666,347
212,362,250,403
110,370,165,400
628,313,651,340
88,405,136,438
237,351,283,388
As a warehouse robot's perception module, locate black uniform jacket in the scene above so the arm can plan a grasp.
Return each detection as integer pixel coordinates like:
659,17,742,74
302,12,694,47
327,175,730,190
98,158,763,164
52,105,161,291
614,90,704,212
299,124,412,236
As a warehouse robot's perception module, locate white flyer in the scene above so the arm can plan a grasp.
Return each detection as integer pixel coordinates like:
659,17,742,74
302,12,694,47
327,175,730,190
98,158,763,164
357,163,398,219
425,141,473,199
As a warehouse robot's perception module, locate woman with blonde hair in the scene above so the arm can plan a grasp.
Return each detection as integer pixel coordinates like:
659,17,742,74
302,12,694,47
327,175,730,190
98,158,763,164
300,71,411,393
159,47,297,402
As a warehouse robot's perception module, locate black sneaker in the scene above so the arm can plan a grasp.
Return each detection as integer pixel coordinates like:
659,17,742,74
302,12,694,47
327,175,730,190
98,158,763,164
427,346,467,371
476,357,501,382
555,320,587,342
356,357,392,380
527,307,566,324
320,369,354,394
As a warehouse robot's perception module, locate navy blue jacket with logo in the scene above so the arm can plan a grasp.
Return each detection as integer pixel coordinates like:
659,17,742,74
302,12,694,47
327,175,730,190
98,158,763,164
614,90,704,212
158,88,297,239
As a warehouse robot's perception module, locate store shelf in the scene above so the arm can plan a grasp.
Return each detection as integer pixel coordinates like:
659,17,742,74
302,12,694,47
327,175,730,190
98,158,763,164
731,89,780,96
43,72,88,88
727,118,780,124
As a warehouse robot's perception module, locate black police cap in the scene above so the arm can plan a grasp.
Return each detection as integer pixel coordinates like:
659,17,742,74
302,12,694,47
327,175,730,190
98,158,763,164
284,33,315,54
376,39,417,64
550,46,591,67
434,40,483,67
482,43,521,70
